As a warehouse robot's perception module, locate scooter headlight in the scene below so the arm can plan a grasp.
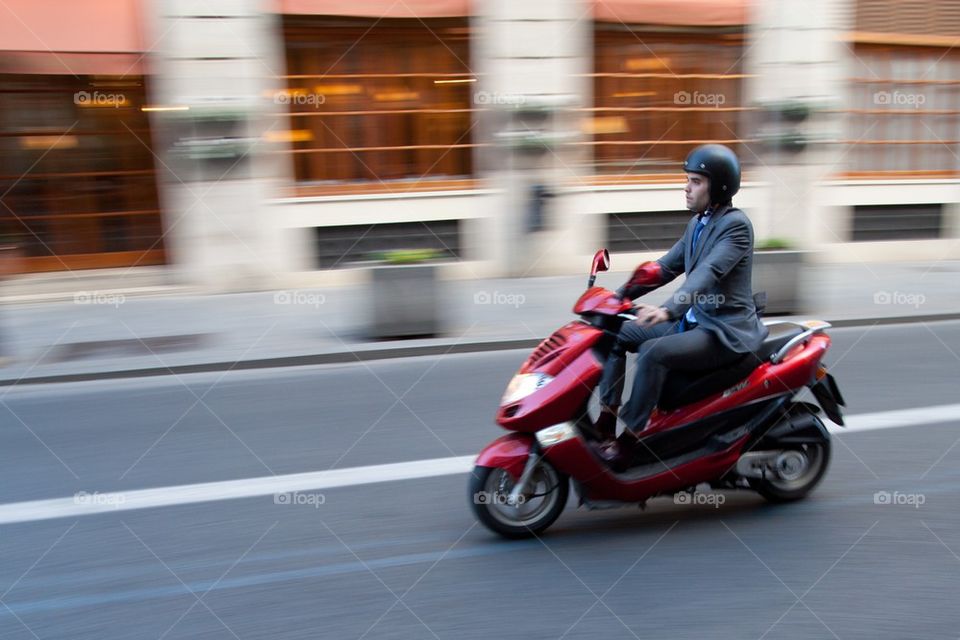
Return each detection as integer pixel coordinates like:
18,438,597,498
501,373,554,406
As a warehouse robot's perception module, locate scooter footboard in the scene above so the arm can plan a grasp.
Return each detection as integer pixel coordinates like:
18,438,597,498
474,433,535,479
549,434,748,503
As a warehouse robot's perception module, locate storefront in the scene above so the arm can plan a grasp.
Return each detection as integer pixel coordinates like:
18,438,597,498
0,0,165,273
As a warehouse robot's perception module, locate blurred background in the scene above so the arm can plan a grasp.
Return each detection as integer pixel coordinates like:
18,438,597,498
4,4,960,640
1,0,958,289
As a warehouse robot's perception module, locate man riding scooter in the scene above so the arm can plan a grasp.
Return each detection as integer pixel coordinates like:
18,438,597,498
593,144,768,470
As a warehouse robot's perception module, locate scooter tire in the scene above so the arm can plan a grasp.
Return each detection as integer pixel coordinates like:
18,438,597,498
469,463,569,539
748,440,831,503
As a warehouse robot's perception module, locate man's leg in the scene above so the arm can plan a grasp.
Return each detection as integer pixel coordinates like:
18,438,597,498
591,320,684,469
597,320,678,413
619,327,743,434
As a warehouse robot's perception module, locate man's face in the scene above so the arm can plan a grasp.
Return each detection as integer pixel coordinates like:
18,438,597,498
684,172,710,213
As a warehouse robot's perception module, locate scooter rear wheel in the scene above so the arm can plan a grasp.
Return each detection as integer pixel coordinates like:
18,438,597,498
748,441,831,503
469,462,569,539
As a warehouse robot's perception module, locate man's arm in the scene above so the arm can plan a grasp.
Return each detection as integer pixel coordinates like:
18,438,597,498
660,217,751,320
656,236,685,283
617,233,686,300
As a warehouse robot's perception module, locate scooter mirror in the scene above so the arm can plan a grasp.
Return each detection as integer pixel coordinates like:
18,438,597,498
590,249,610,276
588,249,610,287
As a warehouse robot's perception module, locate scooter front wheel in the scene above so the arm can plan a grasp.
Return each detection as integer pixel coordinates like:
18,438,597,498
469,462,569,539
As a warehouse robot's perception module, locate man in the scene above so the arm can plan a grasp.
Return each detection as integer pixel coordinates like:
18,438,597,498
594,144,768,470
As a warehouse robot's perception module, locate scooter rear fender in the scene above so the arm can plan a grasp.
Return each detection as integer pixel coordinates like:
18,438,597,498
752,405,831,448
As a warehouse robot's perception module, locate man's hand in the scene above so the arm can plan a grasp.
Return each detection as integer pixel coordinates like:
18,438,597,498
633,303,670,327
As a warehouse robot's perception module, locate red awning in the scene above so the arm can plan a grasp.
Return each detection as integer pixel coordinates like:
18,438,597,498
279,0,752,25
594,0,751,26
0,0,751,77
280,0,470,18
0,0,145,75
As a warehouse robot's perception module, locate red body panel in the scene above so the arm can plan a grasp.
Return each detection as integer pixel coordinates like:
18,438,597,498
544,434,750,502
474,432,534,479
642,334,831,437
518,321,602,376
572,287,632,316
499,325,605,432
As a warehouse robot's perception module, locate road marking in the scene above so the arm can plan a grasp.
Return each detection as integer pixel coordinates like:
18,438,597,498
0,456,476,525
834,403,960,433
2,403,960,525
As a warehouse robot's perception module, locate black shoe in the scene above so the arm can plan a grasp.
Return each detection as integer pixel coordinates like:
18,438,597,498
592,410,618,441
590,438,631,473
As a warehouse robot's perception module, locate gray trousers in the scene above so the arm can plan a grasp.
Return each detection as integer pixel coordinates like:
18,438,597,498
598,320,741,433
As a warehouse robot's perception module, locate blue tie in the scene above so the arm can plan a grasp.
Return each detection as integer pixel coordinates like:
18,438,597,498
692,218,706,252
678,216,708,333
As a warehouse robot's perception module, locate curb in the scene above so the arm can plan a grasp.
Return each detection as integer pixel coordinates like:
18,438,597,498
0,339,543,388
822,312,960,328
1,312,958,388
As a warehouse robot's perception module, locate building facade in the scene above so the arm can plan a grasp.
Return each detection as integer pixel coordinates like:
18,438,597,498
1,0,958,287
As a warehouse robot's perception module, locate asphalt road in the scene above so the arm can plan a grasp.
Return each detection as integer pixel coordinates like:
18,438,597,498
2,321,960,639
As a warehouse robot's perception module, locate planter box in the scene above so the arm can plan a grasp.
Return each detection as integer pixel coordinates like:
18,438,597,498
752,250,807,315
367,263,440,339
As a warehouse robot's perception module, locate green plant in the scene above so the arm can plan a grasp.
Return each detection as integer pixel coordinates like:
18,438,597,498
166,107,255,161
374,249,443,265
755,237,795,251
756,130,808,154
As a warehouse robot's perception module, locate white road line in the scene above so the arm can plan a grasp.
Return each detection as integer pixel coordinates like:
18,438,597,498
2,403,959,525
835,403,960,433
0,457,475,526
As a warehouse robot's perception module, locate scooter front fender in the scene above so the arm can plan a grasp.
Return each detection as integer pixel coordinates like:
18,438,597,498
475,433,535,480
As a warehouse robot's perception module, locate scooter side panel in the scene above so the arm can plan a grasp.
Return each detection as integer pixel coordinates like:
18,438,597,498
643,335,831,437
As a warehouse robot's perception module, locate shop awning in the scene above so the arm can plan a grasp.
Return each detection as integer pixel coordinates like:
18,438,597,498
0,0,145,75
279,0,751,25
594,0,750,26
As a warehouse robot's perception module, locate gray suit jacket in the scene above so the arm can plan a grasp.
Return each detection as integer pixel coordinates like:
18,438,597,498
646,205,767,354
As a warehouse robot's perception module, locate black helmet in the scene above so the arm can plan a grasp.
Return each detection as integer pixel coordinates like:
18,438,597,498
683,144,741,205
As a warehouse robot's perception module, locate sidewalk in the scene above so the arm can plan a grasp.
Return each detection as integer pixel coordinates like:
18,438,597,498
0,260,958,385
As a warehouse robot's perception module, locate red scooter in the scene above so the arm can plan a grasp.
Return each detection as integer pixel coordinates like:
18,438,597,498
469,249,846,538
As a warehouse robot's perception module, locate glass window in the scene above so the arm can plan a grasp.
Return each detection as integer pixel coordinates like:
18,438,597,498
280,16,473,190
842,44,960,176
591,26,748,178
0,74,165,272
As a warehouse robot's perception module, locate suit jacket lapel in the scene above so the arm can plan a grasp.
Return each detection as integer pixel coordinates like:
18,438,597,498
691,205,730,268
684,216,698,267
691,219,717,266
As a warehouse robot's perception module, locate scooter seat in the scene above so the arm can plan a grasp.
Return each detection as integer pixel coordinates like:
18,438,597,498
658,322,807,412
754,322,809,361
